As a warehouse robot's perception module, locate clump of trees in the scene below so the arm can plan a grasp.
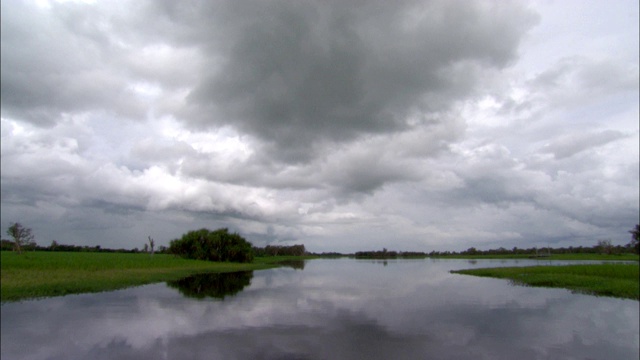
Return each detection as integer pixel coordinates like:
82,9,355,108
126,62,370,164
168,228,254,263
354,248,428,259
252,244,306,257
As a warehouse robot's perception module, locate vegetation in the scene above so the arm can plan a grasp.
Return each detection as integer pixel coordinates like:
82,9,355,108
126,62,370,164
253,244,306,257
431,243,637,257
452,263,639,300
3,222,638,302
0,239,164,254
148,236,155,255
629,224,640,254
6,222,36,254
0,251,296,302
168,228,254,263
354,248,428,259
431,253,639,261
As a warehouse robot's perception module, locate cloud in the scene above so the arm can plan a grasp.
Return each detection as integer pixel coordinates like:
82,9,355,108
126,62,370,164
0,2,144,125
0,0,637,251
541,130,628,159
170,0,539,161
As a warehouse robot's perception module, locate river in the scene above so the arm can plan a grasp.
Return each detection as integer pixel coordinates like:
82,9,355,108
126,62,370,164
1,258,638,359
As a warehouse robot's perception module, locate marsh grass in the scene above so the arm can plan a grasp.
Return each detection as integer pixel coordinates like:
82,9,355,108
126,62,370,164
452,263,639,300
0,252,303,302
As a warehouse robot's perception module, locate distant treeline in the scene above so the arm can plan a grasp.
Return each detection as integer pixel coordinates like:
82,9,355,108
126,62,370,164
322,242,637,259
354,249,428,259
1,239,307,258
0,239,168,254
2,239,636,258
252,244,306,257
448,243,634,256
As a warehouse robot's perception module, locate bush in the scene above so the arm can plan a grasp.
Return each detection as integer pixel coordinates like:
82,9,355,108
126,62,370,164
168,228,254,263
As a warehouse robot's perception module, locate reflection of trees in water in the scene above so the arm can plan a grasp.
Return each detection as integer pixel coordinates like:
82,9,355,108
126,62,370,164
167,271,253,300
276,260,305,270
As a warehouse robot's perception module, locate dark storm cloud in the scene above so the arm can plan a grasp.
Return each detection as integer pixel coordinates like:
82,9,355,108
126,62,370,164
167,0,539,161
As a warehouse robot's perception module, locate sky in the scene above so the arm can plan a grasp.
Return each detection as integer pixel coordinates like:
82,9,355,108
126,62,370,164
1,0,638,253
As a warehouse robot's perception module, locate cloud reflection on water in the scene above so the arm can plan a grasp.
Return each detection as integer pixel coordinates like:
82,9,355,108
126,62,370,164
1,259,638,360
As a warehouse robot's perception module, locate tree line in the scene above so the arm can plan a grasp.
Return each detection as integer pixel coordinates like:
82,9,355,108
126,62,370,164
166,229,308,262
2,223,309,264
354,248,428,259
252,244,306,257
352,241,638,259
4,222,639,259
0,239,167,254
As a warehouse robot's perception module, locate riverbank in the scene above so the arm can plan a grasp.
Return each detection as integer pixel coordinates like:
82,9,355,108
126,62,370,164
3,252,638,302
0,252,315,302
451,263,639,300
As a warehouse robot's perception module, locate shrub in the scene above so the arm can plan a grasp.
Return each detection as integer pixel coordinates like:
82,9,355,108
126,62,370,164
168,228,254,263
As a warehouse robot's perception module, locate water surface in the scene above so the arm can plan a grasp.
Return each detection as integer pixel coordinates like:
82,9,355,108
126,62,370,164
2,259,638,359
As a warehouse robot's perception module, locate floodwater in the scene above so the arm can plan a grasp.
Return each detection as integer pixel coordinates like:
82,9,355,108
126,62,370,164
1,259,638,360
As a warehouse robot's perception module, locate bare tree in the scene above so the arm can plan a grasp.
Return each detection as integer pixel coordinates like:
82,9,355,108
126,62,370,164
148,236,155,255
7,222,35,254
597,239,613,254
628,224,639,254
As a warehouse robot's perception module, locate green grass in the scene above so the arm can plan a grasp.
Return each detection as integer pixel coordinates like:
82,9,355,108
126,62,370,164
0,252,313,302
452,263,640,300
5,252,637,302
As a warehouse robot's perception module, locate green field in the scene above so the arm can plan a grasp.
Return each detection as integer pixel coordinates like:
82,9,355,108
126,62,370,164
0,252,312,302
3,252,638,302
452,263,640,300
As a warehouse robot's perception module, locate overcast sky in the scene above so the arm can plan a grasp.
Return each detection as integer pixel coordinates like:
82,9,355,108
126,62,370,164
1,0,638,252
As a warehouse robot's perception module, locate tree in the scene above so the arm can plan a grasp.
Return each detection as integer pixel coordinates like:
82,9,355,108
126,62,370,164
465,247,478,255
148,236,155,255
7,222,35,254
596,239,613,255
169,228,254,263
628,224,639,254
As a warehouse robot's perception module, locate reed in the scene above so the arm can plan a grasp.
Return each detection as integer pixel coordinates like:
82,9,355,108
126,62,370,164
452,263,639,300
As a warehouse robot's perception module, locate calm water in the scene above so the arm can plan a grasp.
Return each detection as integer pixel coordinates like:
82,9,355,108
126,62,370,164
1,259,638,360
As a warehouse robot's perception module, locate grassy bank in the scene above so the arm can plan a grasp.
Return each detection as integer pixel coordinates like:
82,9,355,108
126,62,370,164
0,252,312,302
452,263,639,300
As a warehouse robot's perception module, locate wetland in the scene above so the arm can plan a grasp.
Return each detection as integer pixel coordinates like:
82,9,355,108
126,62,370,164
2,258,638,359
